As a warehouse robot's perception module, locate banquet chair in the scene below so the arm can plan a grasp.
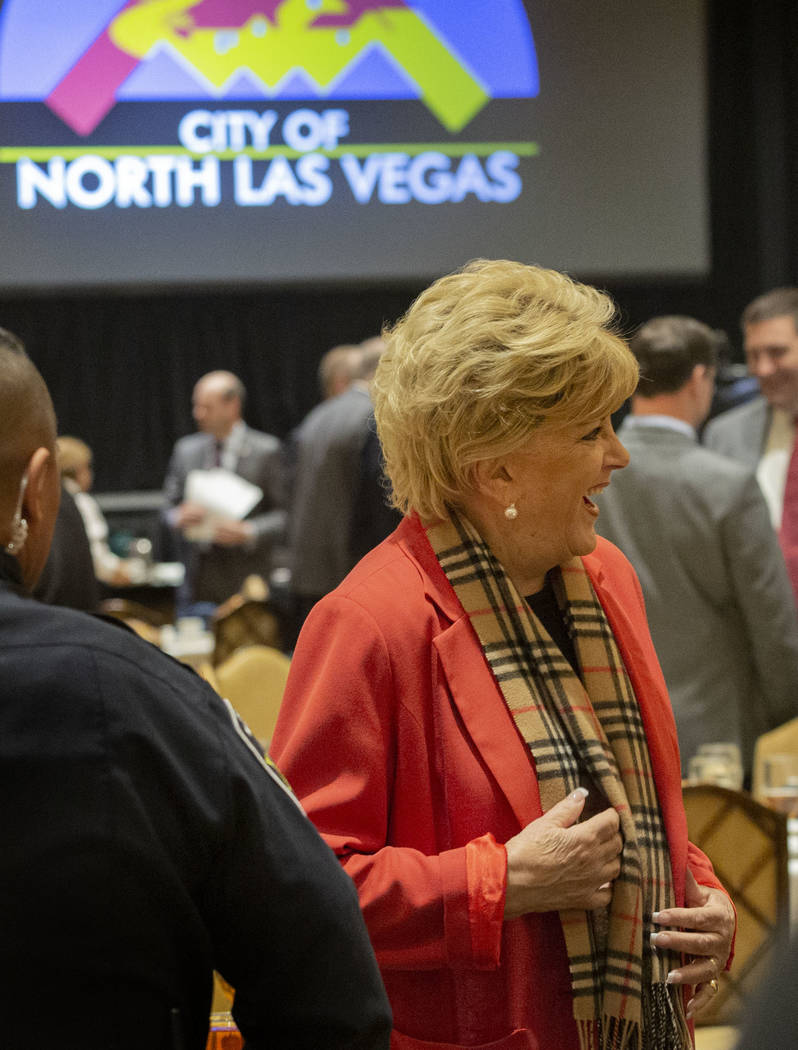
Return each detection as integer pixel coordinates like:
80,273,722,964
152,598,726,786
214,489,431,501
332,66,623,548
751,717,798,800
99,597,167,627
682,784,789,1026
98,599,164,645
213,645,291,748
211,593,284,665
197,661,220,693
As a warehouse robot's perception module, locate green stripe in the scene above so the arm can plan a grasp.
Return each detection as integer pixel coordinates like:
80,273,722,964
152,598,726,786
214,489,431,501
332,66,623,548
0,141,539,163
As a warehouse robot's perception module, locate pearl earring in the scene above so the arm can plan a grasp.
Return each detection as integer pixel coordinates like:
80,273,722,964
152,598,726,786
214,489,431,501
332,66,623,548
504,502,518,521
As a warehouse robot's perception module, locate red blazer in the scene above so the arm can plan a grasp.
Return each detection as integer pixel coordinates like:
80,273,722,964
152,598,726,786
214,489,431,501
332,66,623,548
272,516,726,1050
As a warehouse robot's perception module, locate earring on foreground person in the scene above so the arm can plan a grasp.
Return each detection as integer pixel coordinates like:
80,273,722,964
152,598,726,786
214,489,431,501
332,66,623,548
4,474,28,554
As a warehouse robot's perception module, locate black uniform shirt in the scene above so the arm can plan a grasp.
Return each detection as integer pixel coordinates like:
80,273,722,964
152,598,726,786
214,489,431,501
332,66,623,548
0,552,391,1050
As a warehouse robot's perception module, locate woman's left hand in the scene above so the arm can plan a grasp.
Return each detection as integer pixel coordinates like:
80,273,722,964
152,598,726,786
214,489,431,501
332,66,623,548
650,868,736,1019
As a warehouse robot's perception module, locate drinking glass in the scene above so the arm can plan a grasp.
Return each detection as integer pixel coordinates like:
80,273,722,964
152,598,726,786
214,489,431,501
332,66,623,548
688,742,744,789
761,753,798,815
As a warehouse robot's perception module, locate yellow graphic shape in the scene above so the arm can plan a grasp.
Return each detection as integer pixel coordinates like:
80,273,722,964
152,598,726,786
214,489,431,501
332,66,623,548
108,0,490,132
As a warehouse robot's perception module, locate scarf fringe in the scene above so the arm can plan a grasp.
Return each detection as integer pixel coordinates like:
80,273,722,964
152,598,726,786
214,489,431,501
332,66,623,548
577,986,690,1050
644,982,693,1050
577,1017,639,1050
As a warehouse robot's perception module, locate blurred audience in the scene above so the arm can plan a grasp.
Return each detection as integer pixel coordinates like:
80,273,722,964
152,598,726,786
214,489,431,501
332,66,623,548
162,370,285,618
287,338,397,645
57,436,139,587
317,342,363,400
348,416,402,567
32,476,99,613
706,329,760,422
704,287,798,601
596,315,798,778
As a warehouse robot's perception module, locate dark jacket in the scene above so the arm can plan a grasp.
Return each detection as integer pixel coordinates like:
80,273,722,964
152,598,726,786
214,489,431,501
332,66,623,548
0,552,391,1050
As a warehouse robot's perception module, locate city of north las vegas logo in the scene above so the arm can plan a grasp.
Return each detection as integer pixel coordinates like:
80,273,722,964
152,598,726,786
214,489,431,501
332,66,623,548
0,0,540,209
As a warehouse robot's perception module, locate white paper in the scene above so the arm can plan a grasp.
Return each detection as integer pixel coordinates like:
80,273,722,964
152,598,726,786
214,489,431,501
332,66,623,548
183,468,262,541
147,561,186,586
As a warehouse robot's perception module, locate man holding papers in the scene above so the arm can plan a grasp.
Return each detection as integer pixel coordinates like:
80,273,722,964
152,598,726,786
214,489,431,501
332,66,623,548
163,371,286,614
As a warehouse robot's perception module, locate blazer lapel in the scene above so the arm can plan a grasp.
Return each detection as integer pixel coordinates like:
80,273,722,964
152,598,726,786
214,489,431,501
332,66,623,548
433,619,542,829
396,518,542,830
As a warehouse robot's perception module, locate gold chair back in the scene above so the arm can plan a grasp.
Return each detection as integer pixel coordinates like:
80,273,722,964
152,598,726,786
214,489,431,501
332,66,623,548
197,661,221,693
211,595,283,665
682,784,788,1026
214,645,291,748
99,599,164,645
99,597,167,627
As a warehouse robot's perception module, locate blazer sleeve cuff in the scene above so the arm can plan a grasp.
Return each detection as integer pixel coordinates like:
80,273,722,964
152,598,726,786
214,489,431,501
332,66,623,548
441,833,506,970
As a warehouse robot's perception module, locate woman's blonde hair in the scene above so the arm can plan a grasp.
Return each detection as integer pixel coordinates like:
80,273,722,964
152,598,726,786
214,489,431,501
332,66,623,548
373,259,637,519
56,436,92,480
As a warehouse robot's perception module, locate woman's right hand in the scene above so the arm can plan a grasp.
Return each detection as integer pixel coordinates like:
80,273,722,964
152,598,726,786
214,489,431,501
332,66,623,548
503,788,623,919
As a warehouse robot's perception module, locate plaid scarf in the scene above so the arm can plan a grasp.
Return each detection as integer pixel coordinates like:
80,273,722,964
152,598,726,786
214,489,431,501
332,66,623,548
427,512,691,1050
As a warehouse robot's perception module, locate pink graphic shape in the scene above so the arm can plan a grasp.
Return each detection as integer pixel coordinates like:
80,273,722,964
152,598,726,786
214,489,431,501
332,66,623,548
43,0,413,137
45,0,141,136
187,0,282,27
187,1,407,30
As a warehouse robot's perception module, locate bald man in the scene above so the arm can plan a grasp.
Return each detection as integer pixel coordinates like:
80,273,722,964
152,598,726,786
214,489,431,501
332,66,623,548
163,370,286,613
0,334,391,1048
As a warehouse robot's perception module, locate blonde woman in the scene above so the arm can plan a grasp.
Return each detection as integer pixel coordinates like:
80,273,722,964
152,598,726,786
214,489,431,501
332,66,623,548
272,260,734,1050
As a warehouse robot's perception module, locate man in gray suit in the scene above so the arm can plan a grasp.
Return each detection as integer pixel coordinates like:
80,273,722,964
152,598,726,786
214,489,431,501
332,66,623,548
596,316,798,777
286,339,398,643
704,287,798,602
163,371,285,612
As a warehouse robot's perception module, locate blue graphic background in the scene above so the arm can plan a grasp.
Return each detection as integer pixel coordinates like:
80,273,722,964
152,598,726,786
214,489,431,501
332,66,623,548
0,0,538,103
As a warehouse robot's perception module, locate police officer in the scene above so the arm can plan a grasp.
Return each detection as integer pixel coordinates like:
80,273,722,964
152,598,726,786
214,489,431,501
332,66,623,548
0,329,391,1049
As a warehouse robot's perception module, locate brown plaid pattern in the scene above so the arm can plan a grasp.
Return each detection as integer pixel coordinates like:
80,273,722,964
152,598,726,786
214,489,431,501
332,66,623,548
428,513,691,1050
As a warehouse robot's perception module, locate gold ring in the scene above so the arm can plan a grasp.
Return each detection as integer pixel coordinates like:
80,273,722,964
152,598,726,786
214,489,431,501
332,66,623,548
709,979,719,993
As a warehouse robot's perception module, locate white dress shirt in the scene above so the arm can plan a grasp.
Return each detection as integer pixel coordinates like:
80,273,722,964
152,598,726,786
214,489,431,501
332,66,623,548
757,408,795,529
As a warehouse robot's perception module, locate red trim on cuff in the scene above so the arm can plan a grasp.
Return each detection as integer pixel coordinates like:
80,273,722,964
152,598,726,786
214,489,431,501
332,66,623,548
465,833,507,969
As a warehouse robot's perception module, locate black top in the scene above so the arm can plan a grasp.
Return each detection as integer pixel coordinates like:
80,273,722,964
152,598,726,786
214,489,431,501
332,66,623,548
0,560,391,1049
526,573,609,817
526,572,579,676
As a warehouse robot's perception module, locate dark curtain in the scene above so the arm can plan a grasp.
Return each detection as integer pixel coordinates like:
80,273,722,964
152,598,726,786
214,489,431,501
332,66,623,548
1,0,797,494
0,283,422,491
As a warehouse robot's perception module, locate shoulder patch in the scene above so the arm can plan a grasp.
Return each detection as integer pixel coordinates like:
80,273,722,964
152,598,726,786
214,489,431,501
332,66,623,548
220,697,304,812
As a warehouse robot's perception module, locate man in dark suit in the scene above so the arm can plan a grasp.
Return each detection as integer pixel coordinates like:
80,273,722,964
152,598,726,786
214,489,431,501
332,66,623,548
163,370,285,612
596,315,798,777
704,287,798,601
